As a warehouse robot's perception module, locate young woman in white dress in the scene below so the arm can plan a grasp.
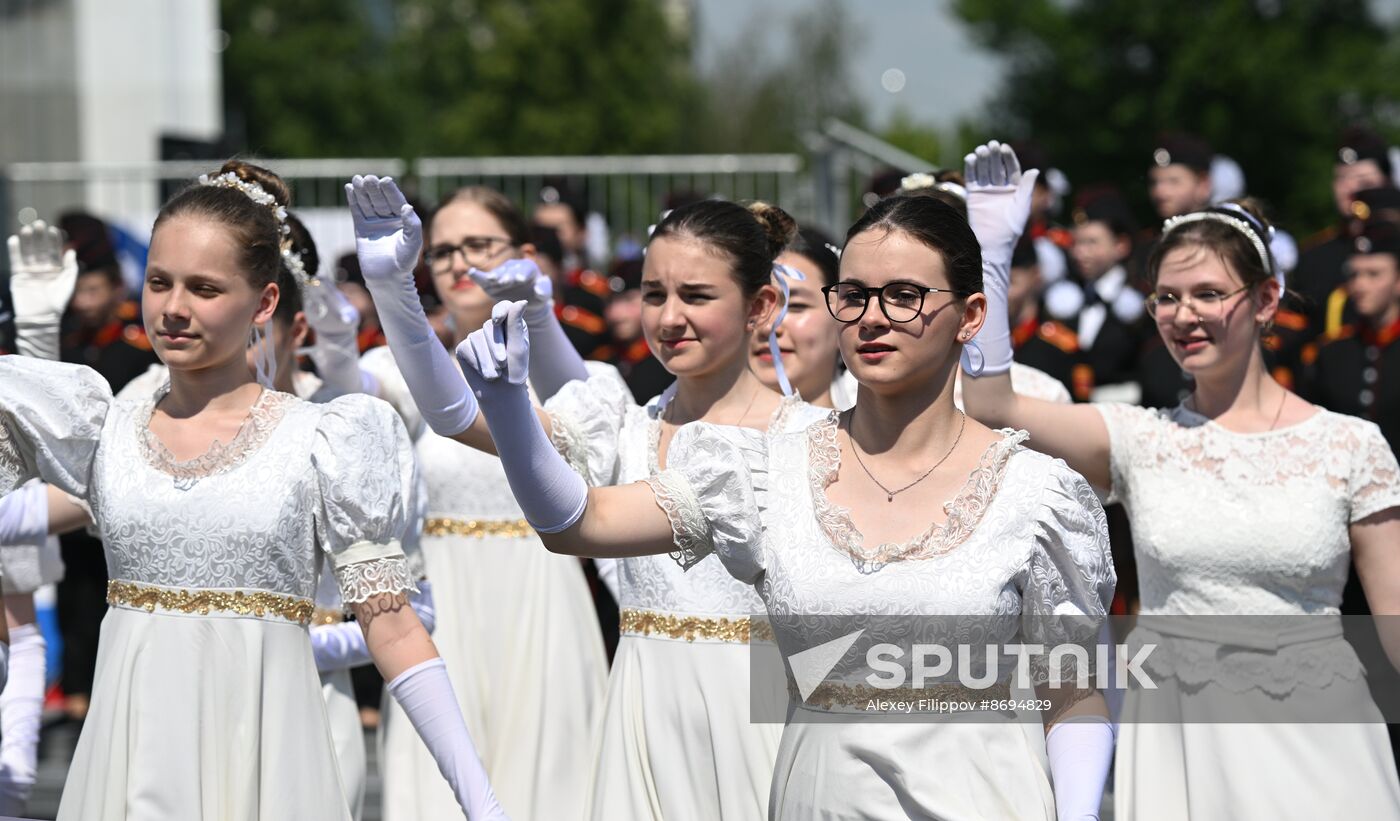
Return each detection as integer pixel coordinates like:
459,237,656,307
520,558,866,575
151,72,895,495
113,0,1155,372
959,143,1400,819
0,161,504,821
345,181,606,821
451,187,1118,819
347,175,828,820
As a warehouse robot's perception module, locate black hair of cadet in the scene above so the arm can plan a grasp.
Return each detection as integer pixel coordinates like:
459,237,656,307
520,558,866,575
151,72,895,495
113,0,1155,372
649,199,798,297
528,223,565,270
785,227,841,287
844,195,983,299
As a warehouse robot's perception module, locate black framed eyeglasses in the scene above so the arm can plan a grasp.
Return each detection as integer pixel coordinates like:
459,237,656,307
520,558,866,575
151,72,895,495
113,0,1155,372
425,236,515,271
822,281,958,324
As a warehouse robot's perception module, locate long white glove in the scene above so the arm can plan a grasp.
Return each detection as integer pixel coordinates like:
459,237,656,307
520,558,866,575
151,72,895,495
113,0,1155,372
963,141,1039,377
7,221,79,361
469,259,589,399
312,581,436,673
303,278,378,397
387,657,508,820
456,301,588,534
0,624,45,812
0,481,47,548
346,175,478,435
1046,715,1114,821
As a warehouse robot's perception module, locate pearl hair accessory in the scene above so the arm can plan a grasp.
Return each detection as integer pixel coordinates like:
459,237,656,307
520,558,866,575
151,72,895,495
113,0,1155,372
197,172,291,237
1161,206,1284,291
900,172,968,202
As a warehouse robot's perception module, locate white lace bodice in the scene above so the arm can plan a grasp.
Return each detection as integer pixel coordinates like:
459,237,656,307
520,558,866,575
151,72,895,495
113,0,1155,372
1098,403,1400,617
0,357,418,606
646,418,1115,688
547,367,829,617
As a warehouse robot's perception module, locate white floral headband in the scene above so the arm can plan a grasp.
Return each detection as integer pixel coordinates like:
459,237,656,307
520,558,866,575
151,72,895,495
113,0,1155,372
1161,205,1284,290
197,172,291,237
899,172,967,202
281,246,312,293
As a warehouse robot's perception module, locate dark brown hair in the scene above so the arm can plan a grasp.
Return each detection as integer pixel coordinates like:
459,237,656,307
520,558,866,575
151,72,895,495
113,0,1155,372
153,159,292,289
650,199,798,296
844,195,983,298
430,186,530,246
1148,198,1274,289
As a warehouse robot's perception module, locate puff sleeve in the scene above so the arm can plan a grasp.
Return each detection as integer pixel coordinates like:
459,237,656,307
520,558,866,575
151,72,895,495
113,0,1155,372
0,357,110,499
1346,419,1400,523
543,362,635,486
1017,458,1115,687
643,422,769,584
311,393,419,605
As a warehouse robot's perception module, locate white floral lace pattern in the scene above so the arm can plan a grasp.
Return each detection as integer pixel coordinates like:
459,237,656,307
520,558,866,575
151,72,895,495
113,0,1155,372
808,415,1031,572
335,555,419,605
0,421,21,495
644,472,713,571
138,384,292,488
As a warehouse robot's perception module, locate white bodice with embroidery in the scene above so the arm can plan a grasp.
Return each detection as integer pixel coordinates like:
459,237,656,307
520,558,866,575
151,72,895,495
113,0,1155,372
0,357,417,606
1098,402,1400,695
1098,403,1400,617
548,369,829,618
646,418,1114,686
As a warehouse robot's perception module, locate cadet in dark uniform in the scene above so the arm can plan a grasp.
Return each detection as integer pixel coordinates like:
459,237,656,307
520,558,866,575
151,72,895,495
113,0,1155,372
1294,126,1395,337
1044,189,1149,398
1302,222,1400,453
603,257,673,403
1007,236,1092,400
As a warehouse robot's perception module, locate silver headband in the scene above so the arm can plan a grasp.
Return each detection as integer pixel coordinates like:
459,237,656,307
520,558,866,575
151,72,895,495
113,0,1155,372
1160,209,1283,290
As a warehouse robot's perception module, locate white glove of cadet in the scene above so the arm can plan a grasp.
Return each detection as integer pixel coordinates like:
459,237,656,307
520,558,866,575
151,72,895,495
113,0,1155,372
388,657,508,820
302,278,378,397
456,301,588,534
7,220,79,361
346,175,477,435
469,259,588,400
963,141,1039,377
1046,715,1114,821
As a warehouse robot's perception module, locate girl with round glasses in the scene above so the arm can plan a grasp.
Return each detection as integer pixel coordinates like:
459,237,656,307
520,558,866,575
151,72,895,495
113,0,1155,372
449,168,1118,819
959,145,1400,819
345,175,829,820
340,182,607,821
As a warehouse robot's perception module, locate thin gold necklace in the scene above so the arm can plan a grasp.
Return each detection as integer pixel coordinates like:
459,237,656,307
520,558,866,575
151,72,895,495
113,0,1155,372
664,382,762,428
847,409,967,502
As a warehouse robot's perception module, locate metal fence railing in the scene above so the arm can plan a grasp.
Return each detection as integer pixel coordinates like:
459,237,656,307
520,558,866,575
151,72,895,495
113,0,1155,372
1,126,933,278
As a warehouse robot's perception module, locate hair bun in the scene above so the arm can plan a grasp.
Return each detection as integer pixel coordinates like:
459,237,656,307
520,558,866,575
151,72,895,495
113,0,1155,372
745,201,798,262
219,159,292,209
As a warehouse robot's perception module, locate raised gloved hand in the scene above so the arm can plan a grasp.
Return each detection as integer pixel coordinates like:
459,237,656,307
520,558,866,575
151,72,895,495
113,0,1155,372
469,259,553,316
963,141,1038,377
7,220,79,361
302,278,374,397
457,300,531,392
456,302,587,534
965,140,1039,268
470,259,587,399
346,175,477,435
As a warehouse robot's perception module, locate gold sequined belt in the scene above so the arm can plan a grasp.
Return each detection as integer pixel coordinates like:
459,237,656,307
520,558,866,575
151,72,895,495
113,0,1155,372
795,678,1014,712
619,608,774,644
107,580,316,625
311,607,346,626
424,517,534,539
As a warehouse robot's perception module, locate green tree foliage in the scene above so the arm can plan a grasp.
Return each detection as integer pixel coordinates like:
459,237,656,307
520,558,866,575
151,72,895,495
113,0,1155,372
221,0,700,158
952,0,1400,233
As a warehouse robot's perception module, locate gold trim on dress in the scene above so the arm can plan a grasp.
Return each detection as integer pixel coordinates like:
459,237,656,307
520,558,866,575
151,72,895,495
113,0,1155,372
796,678,1013,711
620,608,772,643
311,607,346,626
107,580,315,625
424,517,534,539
